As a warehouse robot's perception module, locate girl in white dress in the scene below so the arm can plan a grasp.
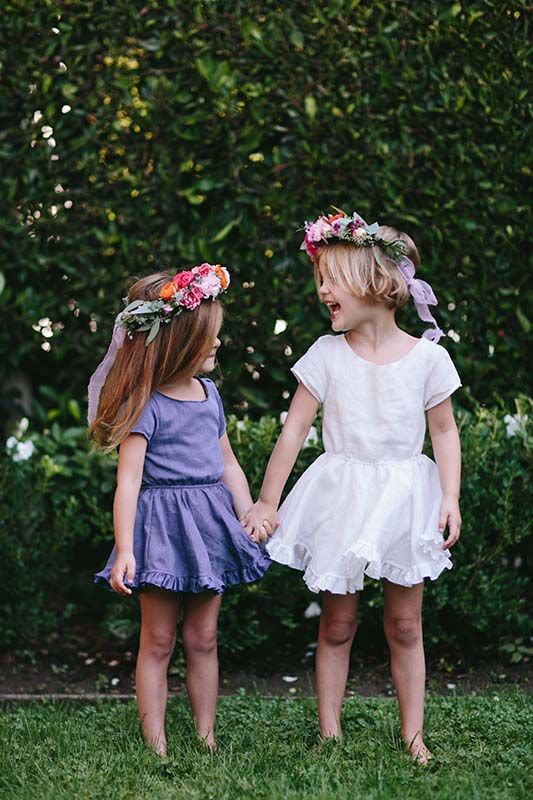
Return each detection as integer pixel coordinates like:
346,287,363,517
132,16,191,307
243,210,462,763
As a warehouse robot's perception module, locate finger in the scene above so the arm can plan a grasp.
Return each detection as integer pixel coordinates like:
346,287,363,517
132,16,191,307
126,562,135,583
438,512,448,534
443,530,458,549
263,520,273,535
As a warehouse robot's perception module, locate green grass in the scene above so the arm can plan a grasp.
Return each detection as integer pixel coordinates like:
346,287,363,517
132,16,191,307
1,692,532,800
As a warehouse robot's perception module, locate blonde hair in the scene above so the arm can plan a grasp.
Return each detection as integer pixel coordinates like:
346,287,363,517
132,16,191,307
89,271,223,452
314,225,420,309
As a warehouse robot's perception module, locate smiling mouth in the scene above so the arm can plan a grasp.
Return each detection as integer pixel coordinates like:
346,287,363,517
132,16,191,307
325,301,341,318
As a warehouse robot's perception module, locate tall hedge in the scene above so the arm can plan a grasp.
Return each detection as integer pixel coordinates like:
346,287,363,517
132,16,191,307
0,0,530,419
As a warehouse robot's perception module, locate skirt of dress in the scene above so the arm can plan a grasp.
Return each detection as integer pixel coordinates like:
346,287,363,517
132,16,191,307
267,452,452,594
95,480,271,594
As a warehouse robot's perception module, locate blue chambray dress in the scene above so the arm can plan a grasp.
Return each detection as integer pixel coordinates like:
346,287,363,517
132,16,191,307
95,377,270,593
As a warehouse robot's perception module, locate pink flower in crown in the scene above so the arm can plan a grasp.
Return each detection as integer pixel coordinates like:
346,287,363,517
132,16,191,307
305,239,320,258
195,263,212,278
351,224,367,239
306,217,331,243
181,284,205,310
173,270,195,290
162,304,173,315
199,272,222,298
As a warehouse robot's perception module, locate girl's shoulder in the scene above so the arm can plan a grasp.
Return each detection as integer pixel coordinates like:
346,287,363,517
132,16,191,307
198,375,220,398
306,334,342,356
418,337,457,368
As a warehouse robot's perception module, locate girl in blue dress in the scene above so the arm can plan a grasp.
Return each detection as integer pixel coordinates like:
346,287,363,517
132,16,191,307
89,264,270,754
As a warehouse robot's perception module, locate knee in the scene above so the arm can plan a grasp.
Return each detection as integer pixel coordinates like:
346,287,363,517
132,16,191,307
183,624,218,657
320,616,357,648
384,616,422,649
142,627,176,662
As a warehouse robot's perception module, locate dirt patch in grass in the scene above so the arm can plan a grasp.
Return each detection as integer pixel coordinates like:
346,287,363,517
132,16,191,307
1,623,530,699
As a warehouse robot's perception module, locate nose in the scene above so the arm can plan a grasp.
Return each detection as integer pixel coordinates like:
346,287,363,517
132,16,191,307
319,281,330,297
214,337,221,349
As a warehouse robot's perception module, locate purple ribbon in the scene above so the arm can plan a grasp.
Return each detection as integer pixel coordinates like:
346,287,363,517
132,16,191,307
87,316,126,424
395,257,444,342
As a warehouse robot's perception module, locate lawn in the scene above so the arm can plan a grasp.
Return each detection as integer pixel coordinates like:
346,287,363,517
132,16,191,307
1,692,531,800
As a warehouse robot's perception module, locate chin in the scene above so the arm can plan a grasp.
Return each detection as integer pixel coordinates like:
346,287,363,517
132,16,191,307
202,356,216,372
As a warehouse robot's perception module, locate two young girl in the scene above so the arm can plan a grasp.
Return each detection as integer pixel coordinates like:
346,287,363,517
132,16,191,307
91,212,461,763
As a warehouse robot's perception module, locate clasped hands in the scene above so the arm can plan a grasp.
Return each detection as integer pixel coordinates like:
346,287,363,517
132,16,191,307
240,499,278,544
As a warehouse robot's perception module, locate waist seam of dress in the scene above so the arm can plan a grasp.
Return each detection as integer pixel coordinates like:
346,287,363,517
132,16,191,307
140,479,221,489
324,452,424,466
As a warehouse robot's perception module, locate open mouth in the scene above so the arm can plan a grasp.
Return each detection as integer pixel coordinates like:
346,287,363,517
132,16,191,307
325,301,341,319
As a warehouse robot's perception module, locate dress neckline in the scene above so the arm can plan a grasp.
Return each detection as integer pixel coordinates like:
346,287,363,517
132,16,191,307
342,333,423,367
155,377,209,403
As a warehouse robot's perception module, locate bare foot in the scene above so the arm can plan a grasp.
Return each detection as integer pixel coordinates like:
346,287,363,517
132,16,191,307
319,732,342,741
199,734,217,753
145,739,167,758
403,735,432,765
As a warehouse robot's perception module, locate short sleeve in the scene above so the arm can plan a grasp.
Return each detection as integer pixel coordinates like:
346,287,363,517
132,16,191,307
206,379,226,437
130,396,159,443
291,338,328,403
424,346,462,410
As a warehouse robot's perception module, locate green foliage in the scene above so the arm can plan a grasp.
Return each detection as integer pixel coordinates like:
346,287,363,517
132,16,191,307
0,1,531,422
1,694,533,800
0,421,115,648
0,401,530,664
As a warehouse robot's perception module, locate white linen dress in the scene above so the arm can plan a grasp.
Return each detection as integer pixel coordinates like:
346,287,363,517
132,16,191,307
267,334,461,594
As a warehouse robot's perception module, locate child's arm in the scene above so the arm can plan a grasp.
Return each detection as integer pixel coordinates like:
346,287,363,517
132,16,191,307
219,432,257,521
110,434,146,595
427,397,462,550
242,383,319,540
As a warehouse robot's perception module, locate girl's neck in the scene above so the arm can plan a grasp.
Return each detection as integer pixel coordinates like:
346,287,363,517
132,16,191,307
157,374,205,401
345,318,418,363
345,316,403,348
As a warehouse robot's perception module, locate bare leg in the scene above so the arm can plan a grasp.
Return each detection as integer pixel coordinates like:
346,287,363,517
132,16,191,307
316,592,359,738
136,588,180,756
182,592,222,749
383,580,431,763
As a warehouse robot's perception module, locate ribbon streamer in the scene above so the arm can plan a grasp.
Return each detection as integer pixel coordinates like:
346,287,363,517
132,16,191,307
87,316,126,424
396,258,444,342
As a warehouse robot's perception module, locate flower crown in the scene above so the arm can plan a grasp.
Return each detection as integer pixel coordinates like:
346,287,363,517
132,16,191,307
301,208,445,343
301,210,408,262
118,263,230,345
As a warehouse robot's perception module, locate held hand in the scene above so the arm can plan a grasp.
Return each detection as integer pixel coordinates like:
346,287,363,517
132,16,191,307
109,551,136,595
240,500,278,544
439,494,461,550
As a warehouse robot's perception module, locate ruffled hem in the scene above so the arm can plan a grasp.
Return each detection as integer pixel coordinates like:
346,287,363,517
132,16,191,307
94,557,271,595
267,535,451,595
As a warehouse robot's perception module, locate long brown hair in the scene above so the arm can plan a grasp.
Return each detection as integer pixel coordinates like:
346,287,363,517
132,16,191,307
89,272,223,452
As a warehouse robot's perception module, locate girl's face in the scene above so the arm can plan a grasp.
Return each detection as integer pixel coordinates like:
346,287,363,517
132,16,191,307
200,332,221,373
317,261,370,332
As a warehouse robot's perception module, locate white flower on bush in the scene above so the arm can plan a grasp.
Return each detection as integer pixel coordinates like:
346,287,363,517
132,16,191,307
303,426,318,448
280,412,318,447
304,602,321,619
14,417,29,438
504,413,528,438
6,437,35,462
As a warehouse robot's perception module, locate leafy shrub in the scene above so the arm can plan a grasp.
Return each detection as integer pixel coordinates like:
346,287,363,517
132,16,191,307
0,422,115,648
0,400,530,665
0,1,531,425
